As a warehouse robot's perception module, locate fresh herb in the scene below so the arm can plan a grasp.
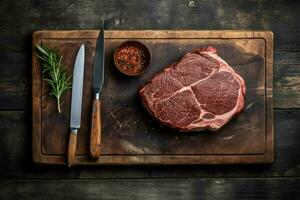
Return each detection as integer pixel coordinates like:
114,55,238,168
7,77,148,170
36,44,72,113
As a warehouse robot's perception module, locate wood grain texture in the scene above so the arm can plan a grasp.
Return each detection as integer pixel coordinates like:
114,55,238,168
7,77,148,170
90,99,102,159
1,178,300,200
0,110,299,179
0,0,299,198
0,0,299,51
0,53,29,110
32,30,273,165
68,131,77,167
274,52,300,108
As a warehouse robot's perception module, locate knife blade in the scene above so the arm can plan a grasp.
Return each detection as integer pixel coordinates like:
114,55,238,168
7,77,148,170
92,25,105,95
90,24,105,159
68,44,85,167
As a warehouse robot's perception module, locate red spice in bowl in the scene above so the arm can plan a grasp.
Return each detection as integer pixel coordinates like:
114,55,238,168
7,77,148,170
114,41,151,76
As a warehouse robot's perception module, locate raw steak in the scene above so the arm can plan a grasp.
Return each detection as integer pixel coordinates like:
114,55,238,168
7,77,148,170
139,46,246,131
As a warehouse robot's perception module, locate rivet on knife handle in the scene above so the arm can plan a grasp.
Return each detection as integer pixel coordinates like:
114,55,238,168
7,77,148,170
68,129,77,167
90,97,102,158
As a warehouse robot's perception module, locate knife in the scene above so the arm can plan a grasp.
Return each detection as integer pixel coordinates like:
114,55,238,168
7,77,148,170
90,24,105,159
68,44,85,167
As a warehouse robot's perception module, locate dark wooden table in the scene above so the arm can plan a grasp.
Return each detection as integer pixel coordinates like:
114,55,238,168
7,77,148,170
0,0,299,199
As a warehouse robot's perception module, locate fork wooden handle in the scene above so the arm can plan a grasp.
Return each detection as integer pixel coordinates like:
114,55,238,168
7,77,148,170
90,99,102,159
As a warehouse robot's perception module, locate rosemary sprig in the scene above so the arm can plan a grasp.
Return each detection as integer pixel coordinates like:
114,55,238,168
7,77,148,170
36,44,72,113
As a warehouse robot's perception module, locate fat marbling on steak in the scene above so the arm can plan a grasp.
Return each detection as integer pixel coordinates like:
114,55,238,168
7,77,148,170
139,46,246,131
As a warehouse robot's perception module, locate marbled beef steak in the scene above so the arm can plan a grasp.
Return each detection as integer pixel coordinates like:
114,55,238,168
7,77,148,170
139,46,246,131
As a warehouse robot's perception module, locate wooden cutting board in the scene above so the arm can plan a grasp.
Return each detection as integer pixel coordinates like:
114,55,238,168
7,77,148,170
32,30,274,165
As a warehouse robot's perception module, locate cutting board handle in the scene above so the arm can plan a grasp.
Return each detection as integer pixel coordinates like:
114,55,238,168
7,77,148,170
90,99,102,159
68,129,77,167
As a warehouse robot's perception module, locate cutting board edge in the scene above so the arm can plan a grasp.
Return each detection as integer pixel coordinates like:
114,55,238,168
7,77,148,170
33,30,273,40
33,152,274,166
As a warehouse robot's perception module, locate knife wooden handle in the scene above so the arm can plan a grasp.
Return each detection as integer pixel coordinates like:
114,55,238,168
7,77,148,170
68,130,77,167
90,99,101,159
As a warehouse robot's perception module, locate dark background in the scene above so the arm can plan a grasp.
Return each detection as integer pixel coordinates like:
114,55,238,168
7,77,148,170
0,0,299,199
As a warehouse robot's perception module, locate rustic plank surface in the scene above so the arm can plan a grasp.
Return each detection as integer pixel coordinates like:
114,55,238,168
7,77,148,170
1,178,300,200
274,52,300,108
0,0,299,51
0,53,30,110
0,0,299,199
0,110,298,179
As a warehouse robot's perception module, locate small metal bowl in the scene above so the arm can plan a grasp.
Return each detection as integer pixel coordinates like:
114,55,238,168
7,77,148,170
113,40,151,76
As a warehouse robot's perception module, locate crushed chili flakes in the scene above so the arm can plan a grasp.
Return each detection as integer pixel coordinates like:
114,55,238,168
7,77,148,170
116,45,147,74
